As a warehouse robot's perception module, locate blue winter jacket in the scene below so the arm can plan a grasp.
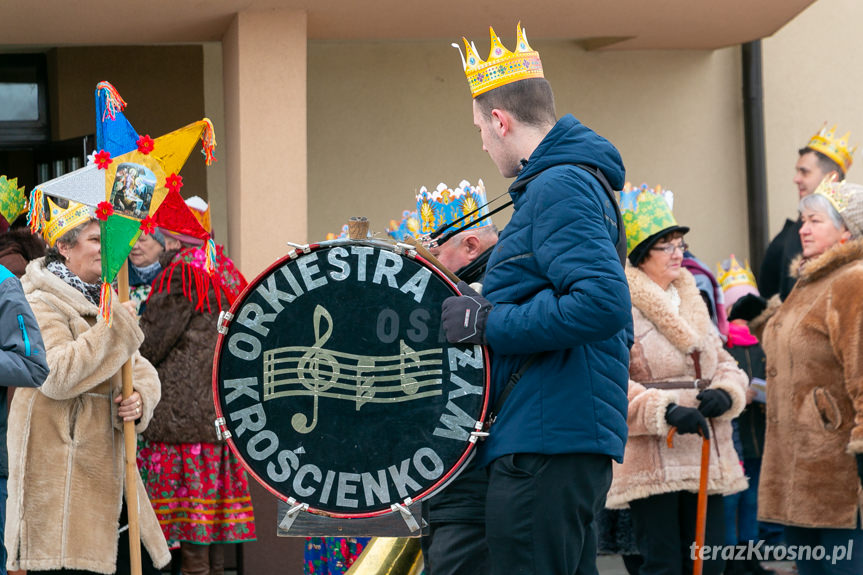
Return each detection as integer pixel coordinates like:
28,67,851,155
478,114,632,466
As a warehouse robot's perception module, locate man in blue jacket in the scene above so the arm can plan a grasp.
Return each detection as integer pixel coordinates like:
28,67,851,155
442,24,631,574
0,262,49,575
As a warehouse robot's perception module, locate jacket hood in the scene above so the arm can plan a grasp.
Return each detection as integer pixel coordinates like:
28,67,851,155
511,114,625,194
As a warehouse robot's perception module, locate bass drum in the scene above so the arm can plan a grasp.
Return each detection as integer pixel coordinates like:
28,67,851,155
212,239,489,518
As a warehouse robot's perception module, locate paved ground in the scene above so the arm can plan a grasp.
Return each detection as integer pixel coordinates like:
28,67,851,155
597,555,797,574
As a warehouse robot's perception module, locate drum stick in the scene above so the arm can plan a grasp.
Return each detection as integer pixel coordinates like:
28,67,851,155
401,236,461,285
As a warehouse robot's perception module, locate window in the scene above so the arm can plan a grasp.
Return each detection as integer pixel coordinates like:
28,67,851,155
0,54,49,147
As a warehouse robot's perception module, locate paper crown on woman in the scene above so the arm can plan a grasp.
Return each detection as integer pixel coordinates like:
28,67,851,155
387,210,420,242
0,175,28,227
416,180,490,236
27,190,94,248
806,123,856,175
717,254,759,309
620,182,689,261
454,23,544,98
812,176,863,239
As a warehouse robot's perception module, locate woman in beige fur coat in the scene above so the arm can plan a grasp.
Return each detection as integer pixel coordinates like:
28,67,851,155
757,182,863,575
6,214,170,575
611,188,748,575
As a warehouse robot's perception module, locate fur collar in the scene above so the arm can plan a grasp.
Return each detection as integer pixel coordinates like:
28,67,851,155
626,264,713,354
789,238,863,286
21,257,99,318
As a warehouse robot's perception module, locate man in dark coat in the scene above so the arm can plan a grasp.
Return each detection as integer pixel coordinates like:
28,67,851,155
441,24,631,575
423,220,498,575
758,124,852,300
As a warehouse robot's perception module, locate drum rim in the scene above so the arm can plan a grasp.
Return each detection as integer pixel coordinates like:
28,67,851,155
211,239,490,519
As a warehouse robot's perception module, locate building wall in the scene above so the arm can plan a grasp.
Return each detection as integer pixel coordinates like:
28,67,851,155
762,0,863,237
307,40,748,270
48,45,208,204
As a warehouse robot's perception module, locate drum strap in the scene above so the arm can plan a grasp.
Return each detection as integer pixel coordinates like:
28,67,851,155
485,354,542,430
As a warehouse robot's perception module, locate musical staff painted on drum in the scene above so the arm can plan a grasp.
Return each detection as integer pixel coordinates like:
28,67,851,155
263,305,443,433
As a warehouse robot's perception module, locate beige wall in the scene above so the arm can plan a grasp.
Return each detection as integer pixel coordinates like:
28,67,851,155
763,0,863,237
48,46,209,201
308,40,748,269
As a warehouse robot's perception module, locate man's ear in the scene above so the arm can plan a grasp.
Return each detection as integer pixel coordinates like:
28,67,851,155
490,108,511,137
462,234,482,256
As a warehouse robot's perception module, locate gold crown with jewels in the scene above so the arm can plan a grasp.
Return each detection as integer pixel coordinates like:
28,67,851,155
454,22,544,98
806,123,856,174
716,254,757,292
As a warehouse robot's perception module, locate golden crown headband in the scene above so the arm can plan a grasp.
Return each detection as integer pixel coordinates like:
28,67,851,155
806,123,857,174
453,22,544,98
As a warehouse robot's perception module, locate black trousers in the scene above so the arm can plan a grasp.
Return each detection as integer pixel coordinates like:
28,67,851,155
629,491,726,575
422,520,490,575
485,452,612,575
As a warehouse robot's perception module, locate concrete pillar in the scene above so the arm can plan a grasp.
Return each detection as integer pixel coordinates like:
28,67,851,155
223,9,308,278
222,11,308,574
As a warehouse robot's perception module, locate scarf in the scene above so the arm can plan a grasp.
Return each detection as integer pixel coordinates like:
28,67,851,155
130,260,162,286
48,261,102,306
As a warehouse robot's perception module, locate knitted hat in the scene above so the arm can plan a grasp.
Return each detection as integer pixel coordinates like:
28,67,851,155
812,178,863,239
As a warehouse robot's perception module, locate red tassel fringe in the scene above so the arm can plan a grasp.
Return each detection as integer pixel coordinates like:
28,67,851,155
147,260,225,313
97,81,127,122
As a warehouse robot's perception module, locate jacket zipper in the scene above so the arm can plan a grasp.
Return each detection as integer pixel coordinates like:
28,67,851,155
17,315,31,357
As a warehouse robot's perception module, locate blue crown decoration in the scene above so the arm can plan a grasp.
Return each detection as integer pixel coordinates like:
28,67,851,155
416,180,490,235
387,210,420,241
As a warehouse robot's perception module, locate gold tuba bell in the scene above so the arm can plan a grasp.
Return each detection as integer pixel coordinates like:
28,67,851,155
345,537,424,575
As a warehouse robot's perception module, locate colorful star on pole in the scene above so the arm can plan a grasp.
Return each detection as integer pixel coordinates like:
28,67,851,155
30,81,217,323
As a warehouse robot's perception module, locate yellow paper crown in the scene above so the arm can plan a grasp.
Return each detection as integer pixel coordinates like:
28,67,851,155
716,254,757,292
455,22,544,98
806,123,857,174
813,173,846,214
30,189,93,247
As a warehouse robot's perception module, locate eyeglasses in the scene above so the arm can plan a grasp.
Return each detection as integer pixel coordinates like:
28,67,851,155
650,242,688,255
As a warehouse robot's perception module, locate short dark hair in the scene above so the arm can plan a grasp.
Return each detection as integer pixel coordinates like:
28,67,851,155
473,78,556,127
798,147,844,178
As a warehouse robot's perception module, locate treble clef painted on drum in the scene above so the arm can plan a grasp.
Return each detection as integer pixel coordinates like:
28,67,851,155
213,240,489,518
291,305,340,433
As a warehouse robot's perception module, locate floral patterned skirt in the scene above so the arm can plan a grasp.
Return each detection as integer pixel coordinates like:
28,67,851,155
137,439,256,546
304,537,371,575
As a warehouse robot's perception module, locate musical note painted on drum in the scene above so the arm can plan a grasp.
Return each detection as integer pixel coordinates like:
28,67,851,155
263,305,443,433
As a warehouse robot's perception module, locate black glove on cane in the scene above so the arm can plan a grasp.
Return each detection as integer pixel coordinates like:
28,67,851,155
441,281,491,345
728,293,768,322
696,388,733,418
665,404,710,438
856,454,863,486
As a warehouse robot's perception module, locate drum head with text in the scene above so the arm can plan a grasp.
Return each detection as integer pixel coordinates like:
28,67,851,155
213,240,489,517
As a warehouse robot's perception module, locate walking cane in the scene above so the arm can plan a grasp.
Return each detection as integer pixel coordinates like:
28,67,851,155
666,427,711,575
117,261,143,575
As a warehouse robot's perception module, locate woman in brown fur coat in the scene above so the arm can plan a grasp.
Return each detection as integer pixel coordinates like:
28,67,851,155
6,213,170,575
758,181,863,575
609,186,748,575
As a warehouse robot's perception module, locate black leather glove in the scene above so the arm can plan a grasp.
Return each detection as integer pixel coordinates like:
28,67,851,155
665,404,710,438
856,454,863,486
441,281,491,345
728,293,768,322
697,388,733,418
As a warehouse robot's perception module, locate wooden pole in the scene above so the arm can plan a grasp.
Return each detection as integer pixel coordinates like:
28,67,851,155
116,260,142,575
693,435,711,575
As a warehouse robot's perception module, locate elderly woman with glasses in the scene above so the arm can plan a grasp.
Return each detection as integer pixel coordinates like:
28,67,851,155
755,179,863,575
604,184,748,575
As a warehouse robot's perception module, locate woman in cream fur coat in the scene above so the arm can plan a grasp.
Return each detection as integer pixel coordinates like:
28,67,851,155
607,222,748,575
6,217,170,574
